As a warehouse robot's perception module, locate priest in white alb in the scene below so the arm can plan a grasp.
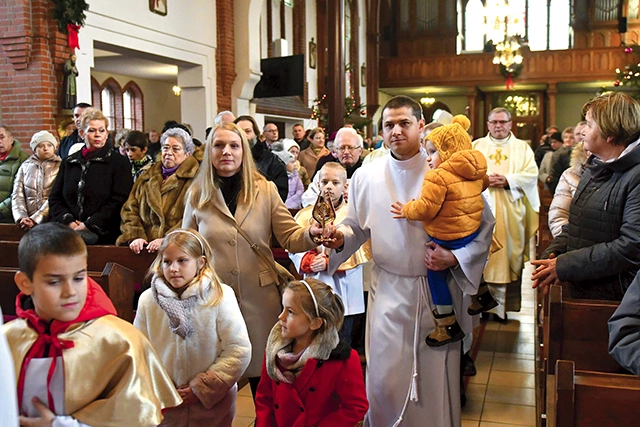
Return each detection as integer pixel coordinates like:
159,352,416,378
325,96,494,427
473,107,539,321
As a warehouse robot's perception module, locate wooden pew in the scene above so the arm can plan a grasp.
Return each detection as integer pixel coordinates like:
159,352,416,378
537,285,624,426
545,285,623,375
0,240,157,287
536,184,553,259
0,224,25,241
547,359,640,427
0,262,135,322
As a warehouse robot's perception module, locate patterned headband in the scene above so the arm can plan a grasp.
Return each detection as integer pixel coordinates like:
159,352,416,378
166,229,205,254
300,280,320,318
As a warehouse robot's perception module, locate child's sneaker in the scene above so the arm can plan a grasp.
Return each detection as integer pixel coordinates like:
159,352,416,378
426,310,465,347
467,283,498,315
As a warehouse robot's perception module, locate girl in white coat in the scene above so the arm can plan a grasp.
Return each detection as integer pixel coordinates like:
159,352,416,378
134,229,251,427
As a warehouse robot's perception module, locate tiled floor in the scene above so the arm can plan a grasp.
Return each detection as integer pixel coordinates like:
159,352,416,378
232,383,256,427
233,263,537,427
462,262,537,427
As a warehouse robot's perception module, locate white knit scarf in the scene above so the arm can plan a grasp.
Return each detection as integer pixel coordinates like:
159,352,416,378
151,277,199,339
265,322,339,384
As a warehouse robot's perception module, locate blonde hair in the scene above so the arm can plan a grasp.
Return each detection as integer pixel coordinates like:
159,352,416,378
188,122,264,210
79,108,109,132
285,278,344,334
318,162,347,182
581,92,640,147
149,228,224,306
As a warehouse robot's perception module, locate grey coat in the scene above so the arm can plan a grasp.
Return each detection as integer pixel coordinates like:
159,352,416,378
543,143,640,300
609,270,640,375
11,154,61,224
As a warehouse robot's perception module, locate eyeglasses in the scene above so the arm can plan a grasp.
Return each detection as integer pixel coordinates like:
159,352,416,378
488,120,511,126
161,145,184,154
337,145,362,153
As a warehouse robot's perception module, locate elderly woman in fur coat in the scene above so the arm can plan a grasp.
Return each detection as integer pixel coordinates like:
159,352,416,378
117,127,199,253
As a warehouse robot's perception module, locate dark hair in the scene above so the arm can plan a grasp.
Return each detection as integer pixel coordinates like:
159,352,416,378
235,115,261,138
549,132,563,143
162,120,191,136
75,102,92,109
382,95,423,122
124,130,148,149
19,223,87,280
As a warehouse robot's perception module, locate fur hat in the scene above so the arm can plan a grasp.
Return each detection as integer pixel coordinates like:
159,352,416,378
30,130,58,151
273,149,294,165
271,141,295,165
282,138,300,153
425,115,472,162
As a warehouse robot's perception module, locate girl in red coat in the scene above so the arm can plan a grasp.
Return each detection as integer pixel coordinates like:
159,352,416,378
255,278,368,427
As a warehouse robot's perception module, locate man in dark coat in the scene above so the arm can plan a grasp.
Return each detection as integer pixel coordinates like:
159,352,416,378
235,115,288,202
58,102,91,159
292,123,310,151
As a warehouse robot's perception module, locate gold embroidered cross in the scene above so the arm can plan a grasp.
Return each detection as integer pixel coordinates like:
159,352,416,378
489,149,508,165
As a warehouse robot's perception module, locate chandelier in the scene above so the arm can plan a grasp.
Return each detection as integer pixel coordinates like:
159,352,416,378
485,0,525,71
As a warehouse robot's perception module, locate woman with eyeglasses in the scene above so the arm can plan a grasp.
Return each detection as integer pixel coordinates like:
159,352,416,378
298,127,330,178
49,108,133,244
117,127,200,253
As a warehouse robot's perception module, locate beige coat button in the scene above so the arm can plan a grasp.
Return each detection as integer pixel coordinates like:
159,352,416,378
229,239,236,246
231,268,239,275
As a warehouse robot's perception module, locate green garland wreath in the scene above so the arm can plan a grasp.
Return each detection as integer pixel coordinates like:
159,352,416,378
51,0,89,34
500,63,523,79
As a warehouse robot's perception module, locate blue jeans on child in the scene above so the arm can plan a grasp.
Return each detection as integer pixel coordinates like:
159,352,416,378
428,229,480,306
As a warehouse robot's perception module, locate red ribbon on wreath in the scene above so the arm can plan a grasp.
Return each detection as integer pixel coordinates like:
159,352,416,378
67,24,80,50
505,73,514,90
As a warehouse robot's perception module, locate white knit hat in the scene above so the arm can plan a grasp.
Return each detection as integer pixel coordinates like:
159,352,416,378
30,130,58,151
282,138,300,153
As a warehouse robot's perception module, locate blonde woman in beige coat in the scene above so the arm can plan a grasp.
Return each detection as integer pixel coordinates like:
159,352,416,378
182,122,328,397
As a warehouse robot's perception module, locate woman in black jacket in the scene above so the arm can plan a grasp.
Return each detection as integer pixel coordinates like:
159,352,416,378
49,108,133,244
532,92,640,300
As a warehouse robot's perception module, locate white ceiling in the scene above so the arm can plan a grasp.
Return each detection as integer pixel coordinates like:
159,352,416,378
92,44,184,83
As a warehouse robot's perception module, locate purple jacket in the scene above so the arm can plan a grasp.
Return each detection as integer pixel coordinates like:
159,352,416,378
285,170,304,209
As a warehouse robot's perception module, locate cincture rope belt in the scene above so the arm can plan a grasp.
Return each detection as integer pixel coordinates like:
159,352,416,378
392,276,427,427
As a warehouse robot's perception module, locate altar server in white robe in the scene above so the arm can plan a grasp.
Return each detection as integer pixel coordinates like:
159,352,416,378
325,95,494,427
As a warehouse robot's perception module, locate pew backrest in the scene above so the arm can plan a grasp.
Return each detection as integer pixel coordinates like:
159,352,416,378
551,359,640,427
545,285,623,375
0,262,134,322
0,240,156,286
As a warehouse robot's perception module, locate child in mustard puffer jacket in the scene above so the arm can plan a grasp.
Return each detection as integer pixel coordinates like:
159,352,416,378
391,115,496,346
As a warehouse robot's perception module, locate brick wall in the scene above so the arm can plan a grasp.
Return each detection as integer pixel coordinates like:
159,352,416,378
215,0,236,113
0,0,71,149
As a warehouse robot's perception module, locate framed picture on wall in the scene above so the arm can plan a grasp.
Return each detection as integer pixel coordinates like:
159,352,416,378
149,0,167,16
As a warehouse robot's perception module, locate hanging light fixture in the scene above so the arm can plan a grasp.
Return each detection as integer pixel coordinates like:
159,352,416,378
420,93,436,107
485,0,525,71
